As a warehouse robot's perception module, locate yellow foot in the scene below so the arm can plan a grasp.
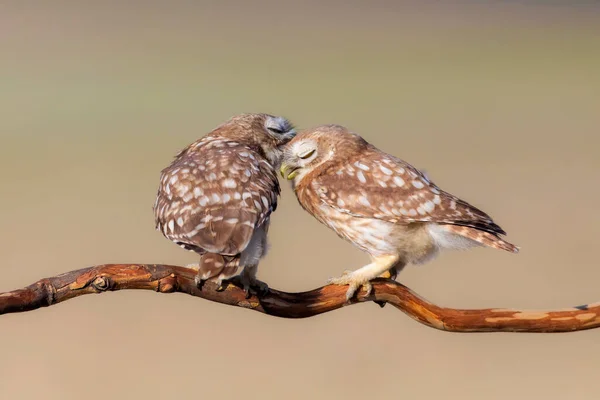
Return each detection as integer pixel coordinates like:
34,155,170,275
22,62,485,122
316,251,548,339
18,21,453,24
378,268,398,281
378,270,392,279
327,270,373,301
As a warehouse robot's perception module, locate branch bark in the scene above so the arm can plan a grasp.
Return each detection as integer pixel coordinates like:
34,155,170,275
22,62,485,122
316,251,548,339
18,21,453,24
1,263,598,333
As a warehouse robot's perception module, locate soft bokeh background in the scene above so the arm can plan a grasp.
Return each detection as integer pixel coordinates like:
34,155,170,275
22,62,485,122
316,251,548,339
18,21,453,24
1,1,599,399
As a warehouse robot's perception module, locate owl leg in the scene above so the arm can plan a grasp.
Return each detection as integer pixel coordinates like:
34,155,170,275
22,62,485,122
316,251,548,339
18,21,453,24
194,254,240,290
226,265,269,299
374,261,407,308
328,254,399,302
377,261,406,280
214,264,241,291
222,224,270,298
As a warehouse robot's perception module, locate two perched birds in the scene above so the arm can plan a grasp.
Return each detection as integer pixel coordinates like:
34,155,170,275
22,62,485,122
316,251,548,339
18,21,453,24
154,113,518,301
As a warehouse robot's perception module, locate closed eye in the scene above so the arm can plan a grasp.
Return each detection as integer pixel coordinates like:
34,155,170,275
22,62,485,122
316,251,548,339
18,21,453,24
268,127,285,134
299,149,315,159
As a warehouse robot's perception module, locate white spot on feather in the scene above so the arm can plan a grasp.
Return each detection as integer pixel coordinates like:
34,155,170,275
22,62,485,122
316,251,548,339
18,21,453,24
379,165,393,175
423,201,435,212
393,176,405,187
222,179,237,188
354,162,370,171
357,170,366,183
412,180,425,189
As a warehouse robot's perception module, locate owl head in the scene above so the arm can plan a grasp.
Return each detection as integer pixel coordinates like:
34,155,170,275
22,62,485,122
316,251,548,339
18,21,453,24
210,113,296,166
280,124,367,184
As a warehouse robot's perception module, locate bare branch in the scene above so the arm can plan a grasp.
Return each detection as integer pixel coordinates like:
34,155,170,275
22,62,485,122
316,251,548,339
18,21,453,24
1,264,598,332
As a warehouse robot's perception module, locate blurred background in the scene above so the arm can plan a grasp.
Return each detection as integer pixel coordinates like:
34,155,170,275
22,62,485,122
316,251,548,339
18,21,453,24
1,1,599,399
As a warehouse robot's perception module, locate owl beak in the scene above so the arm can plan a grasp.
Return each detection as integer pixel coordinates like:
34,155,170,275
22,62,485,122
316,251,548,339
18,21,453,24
280,163,300,180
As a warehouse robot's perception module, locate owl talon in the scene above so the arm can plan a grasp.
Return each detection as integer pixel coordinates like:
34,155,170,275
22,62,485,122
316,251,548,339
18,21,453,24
194,275,207,290
226,275,269,298
214,279,227,292
344,283,362,301
374,301,387,308
251,280,270,298
328,272,373,302
326,270,352,285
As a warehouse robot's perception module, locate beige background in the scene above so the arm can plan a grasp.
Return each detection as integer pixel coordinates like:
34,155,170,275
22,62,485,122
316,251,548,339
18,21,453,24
1,1,599,399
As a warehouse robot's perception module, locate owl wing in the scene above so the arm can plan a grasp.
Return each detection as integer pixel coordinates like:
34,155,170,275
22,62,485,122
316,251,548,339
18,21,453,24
154,140,279,256
312,146,506,236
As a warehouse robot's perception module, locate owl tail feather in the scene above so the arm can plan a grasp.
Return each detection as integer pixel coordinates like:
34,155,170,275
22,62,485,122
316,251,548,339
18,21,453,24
444,225,520,254
197,253,240,281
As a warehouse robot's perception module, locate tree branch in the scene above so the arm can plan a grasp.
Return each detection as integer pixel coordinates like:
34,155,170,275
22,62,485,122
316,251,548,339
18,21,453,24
1,263,598,332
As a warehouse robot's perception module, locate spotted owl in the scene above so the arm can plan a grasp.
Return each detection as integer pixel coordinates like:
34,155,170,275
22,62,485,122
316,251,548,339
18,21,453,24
153,113,296,296
280,124,518,300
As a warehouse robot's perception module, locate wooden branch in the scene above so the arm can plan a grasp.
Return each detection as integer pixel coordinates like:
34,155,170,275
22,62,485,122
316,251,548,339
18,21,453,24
1,263,598,333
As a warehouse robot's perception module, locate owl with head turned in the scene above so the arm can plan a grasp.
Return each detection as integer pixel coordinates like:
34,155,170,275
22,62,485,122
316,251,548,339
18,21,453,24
280,124,519,301
153,113,296,296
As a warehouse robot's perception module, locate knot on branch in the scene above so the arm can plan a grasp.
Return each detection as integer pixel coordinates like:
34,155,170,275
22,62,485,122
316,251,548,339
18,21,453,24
91,276,111,292
157,274,177,293
40,279,56,306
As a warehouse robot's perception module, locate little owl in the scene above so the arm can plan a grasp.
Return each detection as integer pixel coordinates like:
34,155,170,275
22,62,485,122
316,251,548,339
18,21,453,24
280,124,518,301
154,113,296,296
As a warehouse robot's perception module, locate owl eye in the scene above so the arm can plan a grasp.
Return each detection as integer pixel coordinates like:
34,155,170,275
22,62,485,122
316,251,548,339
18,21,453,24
299,149,315,159
268,127,285,134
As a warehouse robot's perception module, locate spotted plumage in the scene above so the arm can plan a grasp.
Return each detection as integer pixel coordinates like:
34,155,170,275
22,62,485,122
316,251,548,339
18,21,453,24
154,113,295,294
280,124,518,300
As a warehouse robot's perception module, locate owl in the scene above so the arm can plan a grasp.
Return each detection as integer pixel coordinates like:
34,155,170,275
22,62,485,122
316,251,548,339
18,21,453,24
154,113,296,296
280,124,519,301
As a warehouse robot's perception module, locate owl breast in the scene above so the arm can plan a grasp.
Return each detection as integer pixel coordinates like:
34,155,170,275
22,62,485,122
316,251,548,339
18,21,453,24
316,204,397,256
313,202,439,264
297,179,441,263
